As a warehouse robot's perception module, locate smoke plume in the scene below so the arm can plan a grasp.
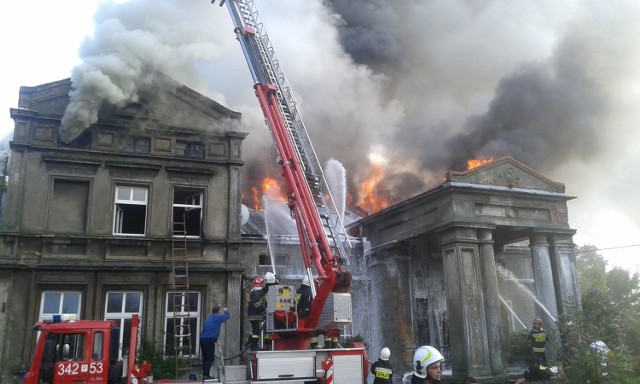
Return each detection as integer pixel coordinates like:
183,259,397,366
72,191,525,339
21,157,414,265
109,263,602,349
64,0,640,266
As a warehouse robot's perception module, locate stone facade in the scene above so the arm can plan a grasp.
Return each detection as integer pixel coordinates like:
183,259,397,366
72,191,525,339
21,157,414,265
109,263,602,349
0,77,253,382
349,157,581,382
0,77,582,384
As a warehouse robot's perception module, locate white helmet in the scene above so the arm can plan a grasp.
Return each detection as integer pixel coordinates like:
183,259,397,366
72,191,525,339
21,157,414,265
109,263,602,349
412,346,444,378
302,275,310,286
264,271,276,284
380,347,391,360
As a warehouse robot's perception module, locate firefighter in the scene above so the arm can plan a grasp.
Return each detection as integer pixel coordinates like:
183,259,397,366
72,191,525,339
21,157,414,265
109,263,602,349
248,276,266,350
263,271,279,293
528,318,548,365
296,275,312,318
370,347,393,384
514,364,552,383
403,345,445,384
261,271,279,348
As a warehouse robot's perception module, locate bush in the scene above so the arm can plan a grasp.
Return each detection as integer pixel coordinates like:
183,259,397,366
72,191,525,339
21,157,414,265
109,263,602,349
137,340,190,380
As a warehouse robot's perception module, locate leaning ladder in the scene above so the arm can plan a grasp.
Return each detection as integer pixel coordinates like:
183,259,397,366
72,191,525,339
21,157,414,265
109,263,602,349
170,213,193,378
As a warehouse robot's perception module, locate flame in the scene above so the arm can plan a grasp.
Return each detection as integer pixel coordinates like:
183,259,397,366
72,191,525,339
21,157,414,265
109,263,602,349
467,158,494,170
356,163,390,214
245,177,287,211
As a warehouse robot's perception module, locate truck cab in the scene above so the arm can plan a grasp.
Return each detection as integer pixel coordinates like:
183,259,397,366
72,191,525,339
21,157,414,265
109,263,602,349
23,316,123,384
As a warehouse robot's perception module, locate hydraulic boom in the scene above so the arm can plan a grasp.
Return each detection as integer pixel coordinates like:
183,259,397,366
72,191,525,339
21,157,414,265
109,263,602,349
219,0,352,337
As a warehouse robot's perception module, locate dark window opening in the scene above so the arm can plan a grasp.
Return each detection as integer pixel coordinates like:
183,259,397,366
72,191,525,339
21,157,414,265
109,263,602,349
120,136,151,154
176,141,204,159
172,188,202,237
114,186,147,235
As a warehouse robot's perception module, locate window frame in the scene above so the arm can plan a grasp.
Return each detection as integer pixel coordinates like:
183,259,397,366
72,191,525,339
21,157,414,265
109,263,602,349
172,188,204,238
113,185,148,236
104,291,144,360
163,291,201,358
39,291,82,321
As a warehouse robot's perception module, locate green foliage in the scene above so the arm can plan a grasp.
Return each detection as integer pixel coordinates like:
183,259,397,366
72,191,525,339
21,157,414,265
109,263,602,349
554,246,640,382
341,334,367,348
137,339,190,380
507,330,531,365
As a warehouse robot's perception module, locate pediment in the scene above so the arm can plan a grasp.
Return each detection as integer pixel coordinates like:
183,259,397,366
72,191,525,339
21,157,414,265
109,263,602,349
16,73,240,133
445,157,565,193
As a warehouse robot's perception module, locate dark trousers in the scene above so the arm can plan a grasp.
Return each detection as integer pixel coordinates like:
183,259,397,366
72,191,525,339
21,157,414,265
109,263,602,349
201,338,216,377
249,320,261,348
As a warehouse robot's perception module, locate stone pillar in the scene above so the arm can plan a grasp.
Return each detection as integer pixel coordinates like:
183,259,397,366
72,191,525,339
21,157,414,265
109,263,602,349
529,232,560,362
226,272,243,362
440,226,491,379
549,233,581,315
478,228,505,379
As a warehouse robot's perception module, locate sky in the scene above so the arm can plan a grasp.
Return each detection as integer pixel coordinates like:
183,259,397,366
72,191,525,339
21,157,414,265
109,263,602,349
1,0,639,273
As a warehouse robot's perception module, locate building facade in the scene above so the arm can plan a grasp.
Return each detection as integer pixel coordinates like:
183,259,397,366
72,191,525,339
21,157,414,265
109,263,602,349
0,77,250,382
349,157,581,382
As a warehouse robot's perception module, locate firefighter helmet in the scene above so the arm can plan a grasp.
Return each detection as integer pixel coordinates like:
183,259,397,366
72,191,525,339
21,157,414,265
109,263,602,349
265,271,276,284
380,347,391,361
253,276,265,288
302,275,310,286
412,346,444,378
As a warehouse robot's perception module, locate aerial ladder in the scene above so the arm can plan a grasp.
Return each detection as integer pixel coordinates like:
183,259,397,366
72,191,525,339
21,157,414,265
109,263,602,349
218,0,355,350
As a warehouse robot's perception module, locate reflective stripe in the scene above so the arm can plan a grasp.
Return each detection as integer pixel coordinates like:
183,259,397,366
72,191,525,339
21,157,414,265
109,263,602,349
374,367,392,379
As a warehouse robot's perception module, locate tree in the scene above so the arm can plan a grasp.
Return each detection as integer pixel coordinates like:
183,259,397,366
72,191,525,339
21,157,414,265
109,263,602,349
560,245,640,381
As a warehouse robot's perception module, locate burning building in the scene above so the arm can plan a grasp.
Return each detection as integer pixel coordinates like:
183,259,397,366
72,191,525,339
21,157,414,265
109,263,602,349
0,73,581,382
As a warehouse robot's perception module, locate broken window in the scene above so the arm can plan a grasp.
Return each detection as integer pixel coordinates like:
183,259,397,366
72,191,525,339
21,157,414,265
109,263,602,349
113,186,148,235
175,141,204,159
49,179,89,233
172,188,203,237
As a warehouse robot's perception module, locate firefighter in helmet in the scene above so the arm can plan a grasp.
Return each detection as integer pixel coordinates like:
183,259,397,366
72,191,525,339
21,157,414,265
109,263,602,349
403,346,445,384
248,276,266,350
370,347,393,384
528,318,548,366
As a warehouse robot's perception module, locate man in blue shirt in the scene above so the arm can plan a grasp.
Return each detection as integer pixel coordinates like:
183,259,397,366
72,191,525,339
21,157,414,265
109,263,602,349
200,306,231,379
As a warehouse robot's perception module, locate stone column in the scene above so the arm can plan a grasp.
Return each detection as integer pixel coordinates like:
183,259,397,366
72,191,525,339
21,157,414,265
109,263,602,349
549,233,581,315
529,232,560,362
226,272,243,363
440,226,491,379
478,228,505,379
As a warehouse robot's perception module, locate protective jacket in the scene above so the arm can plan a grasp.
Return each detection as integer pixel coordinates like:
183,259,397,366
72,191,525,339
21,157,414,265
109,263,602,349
370,358,393,384
248,288,266,321
296,284,312,318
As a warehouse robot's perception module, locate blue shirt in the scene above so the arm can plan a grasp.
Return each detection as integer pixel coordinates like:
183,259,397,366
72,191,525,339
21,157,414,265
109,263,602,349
200,311,231,340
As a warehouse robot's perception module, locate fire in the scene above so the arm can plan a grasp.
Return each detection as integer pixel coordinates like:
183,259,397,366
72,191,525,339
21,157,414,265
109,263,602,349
356,163,390,214
467,158,494,170
246,177,287,211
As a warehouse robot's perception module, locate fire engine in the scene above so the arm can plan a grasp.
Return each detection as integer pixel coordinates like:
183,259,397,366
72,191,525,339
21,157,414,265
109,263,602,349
218,0,368,381
21,0,366,382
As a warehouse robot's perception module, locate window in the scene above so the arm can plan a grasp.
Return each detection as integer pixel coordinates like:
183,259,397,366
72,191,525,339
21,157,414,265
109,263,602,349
113,186,148,235
164,291,200,357
176,141,204,159
172,188,203,237
120,136,151,154
40,291,82,321
93,332,104,361
49,180,89,233
104,291,143,359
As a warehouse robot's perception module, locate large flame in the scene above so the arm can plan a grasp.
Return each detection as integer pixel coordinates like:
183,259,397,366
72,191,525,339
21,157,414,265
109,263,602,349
246,177,287,211
356,162,390,214
467,158,494,170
